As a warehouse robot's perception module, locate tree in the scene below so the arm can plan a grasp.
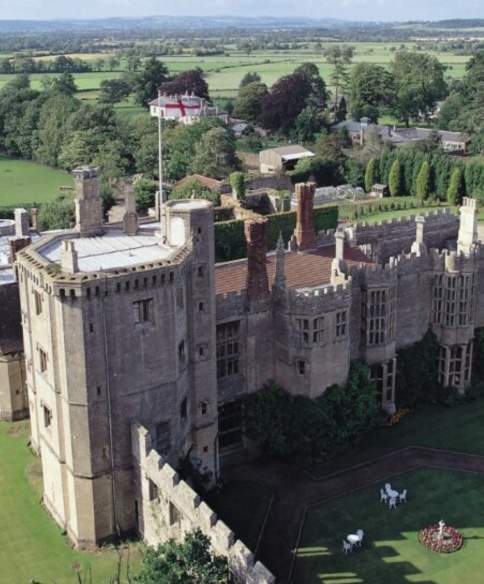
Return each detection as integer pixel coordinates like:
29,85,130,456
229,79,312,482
364,157,378,193
239,71,261,88
99,79,131,104
335,96,347,123
293,105,326,142
229,171,245,203
50,72,77,96
37,194,75,230
133,57,169,106
324,45,354,111
233,81,268,123
391,51,448,125
447,167,464,205
159,69,209,100
416,160,431,201
259,72,312,134
133,529,228,584
349,63,395,123
190,127,240,179
134,178,157,211
171,177,220,204
388,159,402,196
294,62,329,109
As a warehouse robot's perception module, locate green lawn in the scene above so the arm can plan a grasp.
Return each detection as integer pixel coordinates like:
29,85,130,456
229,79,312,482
294,468,484,584
0,156,73,206
311,399,484,479
0,421,140,584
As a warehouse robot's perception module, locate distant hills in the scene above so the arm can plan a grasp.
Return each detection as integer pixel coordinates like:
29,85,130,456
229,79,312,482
0,16,482,33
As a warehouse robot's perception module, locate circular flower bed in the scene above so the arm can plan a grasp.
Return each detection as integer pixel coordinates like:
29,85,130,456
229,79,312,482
418,524,463,553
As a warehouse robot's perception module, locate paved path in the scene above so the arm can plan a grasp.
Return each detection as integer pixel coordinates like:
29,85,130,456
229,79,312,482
227,446,484,583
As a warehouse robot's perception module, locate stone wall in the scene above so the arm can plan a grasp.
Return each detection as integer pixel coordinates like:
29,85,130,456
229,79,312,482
131,422,275,584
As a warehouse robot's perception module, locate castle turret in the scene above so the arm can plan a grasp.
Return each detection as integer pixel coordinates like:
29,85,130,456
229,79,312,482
457,197,477,256
73,166,104,236
245,218,270,304
293,182,316,251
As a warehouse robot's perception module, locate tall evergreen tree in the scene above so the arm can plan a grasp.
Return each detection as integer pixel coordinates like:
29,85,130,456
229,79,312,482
447,167,464,205
388,159,402,197
364,157,378,193
416,160,431,201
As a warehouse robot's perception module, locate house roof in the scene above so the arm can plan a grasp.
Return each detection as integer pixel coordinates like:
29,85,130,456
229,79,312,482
215,244,372,295
175,174,222,191
260,145,314,161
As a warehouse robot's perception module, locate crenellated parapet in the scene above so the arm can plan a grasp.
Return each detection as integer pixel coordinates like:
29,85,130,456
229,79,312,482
131,422,275,584
216,290,247,321
287,280,352,313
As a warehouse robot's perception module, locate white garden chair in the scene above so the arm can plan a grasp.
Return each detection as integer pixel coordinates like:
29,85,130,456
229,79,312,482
389,497,397,510
399,489,407,504
380,488,388,503
342,540,353,554
356,529,364,547
385,483,392,495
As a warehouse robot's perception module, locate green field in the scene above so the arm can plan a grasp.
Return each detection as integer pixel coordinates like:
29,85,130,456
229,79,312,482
295,468,484,584
0,42,471,100
0,421,140,584
0,156,73,207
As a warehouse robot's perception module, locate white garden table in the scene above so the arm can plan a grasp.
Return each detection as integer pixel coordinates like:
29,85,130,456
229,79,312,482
347,534,360,546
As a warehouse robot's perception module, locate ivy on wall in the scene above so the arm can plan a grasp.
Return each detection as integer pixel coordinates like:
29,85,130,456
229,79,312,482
214,204,338,262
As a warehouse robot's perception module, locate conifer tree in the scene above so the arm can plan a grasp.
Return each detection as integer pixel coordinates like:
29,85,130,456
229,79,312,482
388,159,402,197
416,160,431,201
447,167,464,205
364,157,377,193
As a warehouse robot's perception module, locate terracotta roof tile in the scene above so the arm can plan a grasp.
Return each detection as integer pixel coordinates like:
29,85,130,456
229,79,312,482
175,174,221,191
215,244,372,295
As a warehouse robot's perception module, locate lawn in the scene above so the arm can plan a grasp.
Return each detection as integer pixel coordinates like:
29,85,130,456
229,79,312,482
0,421,140,584
0,156,73,207
311,399,484,479
294,468,484,584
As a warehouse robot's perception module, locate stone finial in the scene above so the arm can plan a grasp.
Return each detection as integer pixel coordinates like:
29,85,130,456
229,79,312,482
244,218,269,304
331,230,347,282
411,215,427,256
60,240,79,274
73,166,104,236
274,232,286,289
293,182,316,251
457,196,477,256
123,192,138,236
14,208,30,237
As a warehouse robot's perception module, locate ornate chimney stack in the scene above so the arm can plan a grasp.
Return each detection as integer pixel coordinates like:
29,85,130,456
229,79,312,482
274,232,286,289
458,197,478,255
60,240,79,274
73,166,104,237
245,218,269,304
123,191,138,236
411,216,427,256
293,182,316,251
331,229,347,283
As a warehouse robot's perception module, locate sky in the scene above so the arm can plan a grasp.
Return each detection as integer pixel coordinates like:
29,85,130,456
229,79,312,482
0,0,482,22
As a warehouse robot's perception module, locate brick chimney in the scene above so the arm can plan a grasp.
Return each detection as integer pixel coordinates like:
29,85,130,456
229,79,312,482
293,182,316,251
411,216,427,256
123,191,138,236
9,236,31,263
14,208,30,237
245,218,269,303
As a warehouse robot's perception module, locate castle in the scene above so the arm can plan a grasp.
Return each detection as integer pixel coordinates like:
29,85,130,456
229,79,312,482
4,165,483,582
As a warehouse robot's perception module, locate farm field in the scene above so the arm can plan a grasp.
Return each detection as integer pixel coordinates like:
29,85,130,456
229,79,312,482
294,468,484,584
0,156,73,207
0,421,140,584
0,43,471,99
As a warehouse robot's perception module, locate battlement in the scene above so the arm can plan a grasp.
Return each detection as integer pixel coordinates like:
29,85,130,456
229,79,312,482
352,207,455,231
131,422,275,584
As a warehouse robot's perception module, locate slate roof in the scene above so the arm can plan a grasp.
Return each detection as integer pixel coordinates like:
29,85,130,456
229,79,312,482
215,244,372,295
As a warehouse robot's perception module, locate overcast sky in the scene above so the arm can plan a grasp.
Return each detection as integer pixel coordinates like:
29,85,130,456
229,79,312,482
0,0,482,21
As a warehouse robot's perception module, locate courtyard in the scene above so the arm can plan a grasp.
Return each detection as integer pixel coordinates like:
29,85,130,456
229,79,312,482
293,468,484,584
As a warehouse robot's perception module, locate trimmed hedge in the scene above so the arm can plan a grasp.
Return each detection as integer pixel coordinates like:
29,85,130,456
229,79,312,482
214,205,338,262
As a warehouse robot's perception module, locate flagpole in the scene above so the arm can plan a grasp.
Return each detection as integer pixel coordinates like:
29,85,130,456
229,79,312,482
157,89,163,218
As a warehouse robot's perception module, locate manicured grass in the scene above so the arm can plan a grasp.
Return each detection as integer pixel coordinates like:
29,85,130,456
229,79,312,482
312,399,484,479
294,468,484,584
0,421,140,583
0,156,73,206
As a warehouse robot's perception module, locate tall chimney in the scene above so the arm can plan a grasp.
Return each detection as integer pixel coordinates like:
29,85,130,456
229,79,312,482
331,229,347,282
293,182,316,251
123,191,138,236
245,218,269,304
73,166,104,237
457,197,478,256
274,232,286,289
14,208,30,237
30,207,39,232
411,216,427,256
9,236,31,263
60,240,79,274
